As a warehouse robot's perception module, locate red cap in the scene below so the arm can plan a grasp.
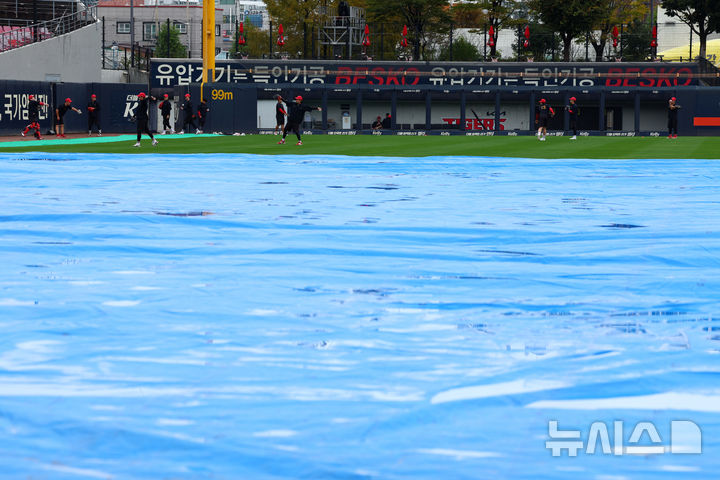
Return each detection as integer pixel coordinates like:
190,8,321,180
185,93,191,98
295,95,303,101
164,93,169,97
65,98,72,103
138,92,146,98
539,98,546,104
570,96,576,101
29,94,35,100
91,94,96,98
671,97,676,101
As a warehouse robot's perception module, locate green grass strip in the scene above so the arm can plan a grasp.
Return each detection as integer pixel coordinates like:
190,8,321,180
2,134,719,159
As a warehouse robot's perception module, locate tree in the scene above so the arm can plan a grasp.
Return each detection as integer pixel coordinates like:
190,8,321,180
231,20,272,59
438,36,480,61
451,3,486,28
475,0,521,58
265,0,328,58
662,0,720,60
365,0,452,60
530,0,605,60
523,22,561,60
587,0,647,61
621,18,652,61
154,23,187,58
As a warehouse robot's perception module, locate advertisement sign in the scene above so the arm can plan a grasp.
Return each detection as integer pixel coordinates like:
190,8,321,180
150,60,700,90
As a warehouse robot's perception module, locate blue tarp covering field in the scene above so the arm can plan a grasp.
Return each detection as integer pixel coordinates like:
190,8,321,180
0,152,718,479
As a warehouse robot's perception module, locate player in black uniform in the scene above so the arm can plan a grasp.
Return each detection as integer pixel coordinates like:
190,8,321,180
21,94,46,139
274,95,286,135
382,113,391,129
55,98,82,138
668,96,680,139
197,98,209,134
277,96,321,146
372,115,383,130
159,93,174,134
132,92,158,147
87,94,101,136
535,98,554,141
566,96,579,140
179,93,197,134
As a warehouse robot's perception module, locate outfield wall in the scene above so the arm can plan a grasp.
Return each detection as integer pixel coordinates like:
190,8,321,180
2,74,719,137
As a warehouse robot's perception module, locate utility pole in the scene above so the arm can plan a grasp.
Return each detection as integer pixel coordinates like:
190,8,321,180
130,0,134,67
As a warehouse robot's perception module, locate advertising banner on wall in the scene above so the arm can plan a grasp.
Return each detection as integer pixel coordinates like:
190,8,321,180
0,82,149,136
0,80,53,135
150,59,701,90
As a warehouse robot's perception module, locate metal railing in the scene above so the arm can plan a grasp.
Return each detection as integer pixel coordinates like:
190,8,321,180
0,4,96,53
696,56,720,86
103,42,154,71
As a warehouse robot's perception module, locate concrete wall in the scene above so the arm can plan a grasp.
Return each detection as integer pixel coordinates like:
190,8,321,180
98,5,222,58
0,22,102,83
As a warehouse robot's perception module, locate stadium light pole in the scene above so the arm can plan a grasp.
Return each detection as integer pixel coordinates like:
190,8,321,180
649,0,655,59
482,9,488,61
649,0,654,27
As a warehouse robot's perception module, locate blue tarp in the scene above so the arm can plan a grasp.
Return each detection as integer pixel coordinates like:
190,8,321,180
0,153,719,479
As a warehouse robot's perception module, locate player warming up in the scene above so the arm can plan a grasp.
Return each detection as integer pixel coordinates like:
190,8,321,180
274,95,287,135
179,93,197,134
87,94,101,135
55,98,82,138
535,98,554,141
159,94,174,134
197,98,209,134
21,94,47,139
277,95,321,146
668,96,680,139
132,92,158,147
566,97,579,140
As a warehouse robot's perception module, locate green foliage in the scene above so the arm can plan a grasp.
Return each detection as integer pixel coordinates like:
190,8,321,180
523,22,562,61
621,19,652,61
154,23,187,58
530,0,605,60
365,0,452,60
586,0,648,62
451,3,486,28
437,36,480,61
474,0,522,57
231,21,273,58
265,0,328,58
662,0,720,58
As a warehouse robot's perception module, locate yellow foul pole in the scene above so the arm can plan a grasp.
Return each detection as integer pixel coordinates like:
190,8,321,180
202,0,216,97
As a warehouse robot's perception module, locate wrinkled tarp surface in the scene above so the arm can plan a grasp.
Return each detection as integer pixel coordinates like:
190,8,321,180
0,153,719,479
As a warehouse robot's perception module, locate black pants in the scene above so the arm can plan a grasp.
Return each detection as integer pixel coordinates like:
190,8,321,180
88,115,100,132
183,115,197,132
162,114,172,131
668,117,678,135
276,115,285,127
199,117,206,130
136,118,154,141
570,117,577,136
282,122,301,141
